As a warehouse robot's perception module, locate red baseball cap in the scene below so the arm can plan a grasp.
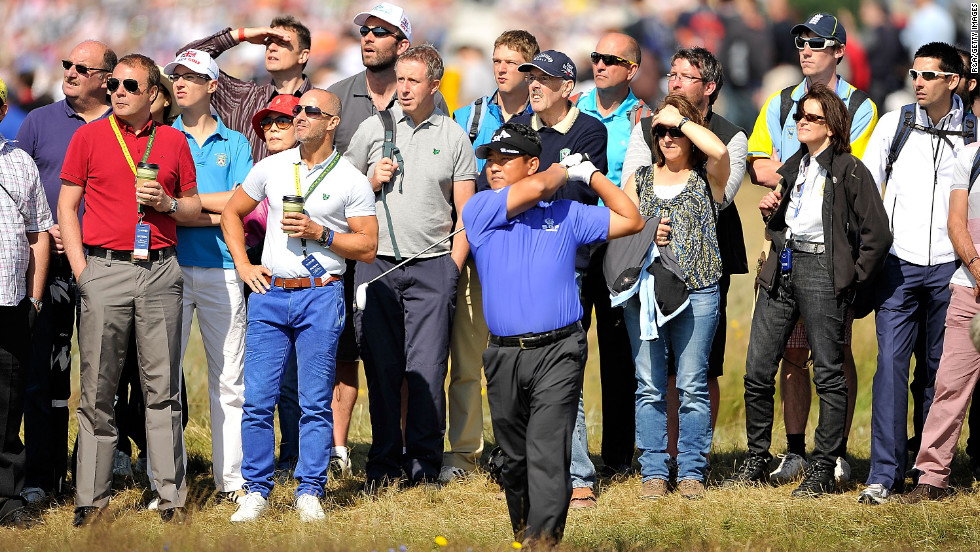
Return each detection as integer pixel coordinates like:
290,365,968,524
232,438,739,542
251,94,300,141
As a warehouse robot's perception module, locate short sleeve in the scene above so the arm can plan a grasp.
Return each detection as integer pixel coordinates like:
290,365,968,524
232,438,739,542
241,158,269,202
60,128,91,187
176,140,197,193
344,171,377,218
452,131,478,182
231,134,254,186
570,201,609,246
462,189,509,248
951,145,979,192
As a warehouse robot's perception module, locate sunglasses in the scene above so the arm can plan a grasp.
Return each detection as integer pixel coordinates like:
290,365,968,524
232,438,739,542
794,36,838,51
260,116,294,132
908,69,957,81
792,111,826,124
168,72,210,84
291,105,337,118
62,60,109,76
653,125,685,138
359,25,401,39
590,52,635,67
106,78,143,94
666,72,703,83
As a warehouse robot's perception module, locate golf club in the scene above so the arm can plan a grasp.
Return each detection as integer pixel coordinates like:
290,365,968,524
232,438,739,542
354,227,465,311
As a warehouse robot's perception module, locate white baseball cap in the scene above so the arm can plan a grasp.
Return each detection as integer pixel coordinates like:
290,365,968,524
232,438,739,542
353,3,412,43
164,49,219,81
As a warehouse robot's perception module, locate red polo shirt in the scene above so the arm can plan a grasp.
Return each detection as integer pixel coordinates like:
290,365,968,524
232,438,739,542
61,114,196,250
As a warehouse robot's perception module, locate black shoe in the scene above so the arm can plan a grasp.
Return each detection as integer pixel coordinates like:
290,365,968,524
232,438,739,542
159,507,186,524
72,506,103,527
971,460,980,482
722,453,771,487
791,462,835,498
0,505,39,529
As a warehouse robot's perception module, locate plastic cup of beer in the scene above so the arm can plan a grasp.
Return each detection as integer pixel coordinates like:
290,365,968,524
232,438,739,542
282,195,305,234
135,162,160,207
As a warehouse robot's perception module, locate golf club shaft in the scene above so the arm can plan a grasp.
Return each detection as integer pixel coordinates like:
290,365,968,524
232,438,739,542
367,227,465,284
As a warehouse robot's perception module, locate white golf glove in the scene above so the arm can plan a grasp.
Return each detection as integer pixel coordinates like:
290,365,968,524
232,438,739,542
559,153,587,168
564,159,599,185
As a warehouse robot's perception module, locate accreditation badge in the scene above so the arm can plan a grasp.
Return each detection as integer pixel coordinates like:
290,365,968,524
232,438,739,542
133,223,151,261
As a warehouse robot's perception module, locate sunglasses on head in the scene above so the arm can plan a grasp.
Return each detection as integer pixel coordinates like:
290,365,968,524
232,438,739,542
260,116,294,132
106,78,142,94
653,125,685,139
291,105,337,118
908,69,956,81
62,60,109,76
359,25,401,39
590,52,635,67
794,36,838,51
792,110,826,124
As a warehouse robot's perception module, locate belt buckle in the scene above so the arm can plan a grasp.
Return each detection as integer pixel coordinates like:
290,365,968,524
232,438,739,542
518,337,528,350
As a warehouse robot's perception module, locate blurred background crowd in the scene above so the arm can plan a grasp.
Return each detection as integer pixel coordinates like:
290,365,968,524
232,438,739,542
0,0,973,142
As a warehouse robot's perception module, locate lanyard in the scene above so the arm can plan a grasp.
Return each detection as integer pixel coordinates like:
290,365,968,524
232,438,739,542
293,152,340,200
292,152,340,256
110,116,157,219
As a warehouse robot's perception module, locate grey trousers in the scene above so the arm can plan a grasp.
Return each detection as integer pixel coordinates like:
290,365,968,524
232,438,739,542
74,251,186,510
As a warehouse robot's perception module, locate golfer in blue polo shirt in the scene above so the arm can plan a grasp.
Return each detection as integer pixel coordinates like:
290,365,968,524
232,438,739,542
462,122,643,545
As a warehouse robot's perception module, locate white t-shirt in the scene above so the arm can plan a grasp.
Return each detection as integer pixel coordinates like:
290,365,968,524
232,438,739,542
241,148,376,277
950,144,980,288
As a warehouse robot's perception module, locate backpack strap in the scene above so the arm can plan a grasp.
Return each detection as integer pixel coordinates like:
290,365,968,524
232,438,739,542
377,109,404,260
641,115,653,153
778,85,796,130
965,112,977,145
627,100,654,131
466,97,485,144
883,104,916,190
971,148,980,193
846,88,870,128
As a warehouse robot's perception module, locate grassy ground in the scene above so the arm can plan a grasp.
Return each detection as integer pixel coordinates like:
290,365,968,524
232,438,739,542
6,185,980,550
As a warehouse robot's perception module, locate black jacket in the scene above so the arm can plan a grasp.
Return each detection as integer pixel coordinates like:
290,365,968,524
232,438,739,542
756,146,892,297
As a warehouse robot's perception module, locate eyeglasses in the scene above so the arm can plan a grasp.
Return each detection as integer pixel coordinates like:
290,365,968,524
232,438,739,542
291,105,337,118
792,110,826,124
653,125,685,138
524,73,560,85
359,25,401,39
260,116,294,132
168,72,210,84
106,78,142,94
908,69,957,81
666,72,703,83
62,60,109,76
590,52,635,67
795,36,838,51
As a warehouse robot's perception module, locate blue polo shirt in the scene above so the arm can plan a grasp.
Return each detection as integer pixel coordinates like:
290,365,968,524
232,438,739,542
15,99,112,222
463,186,609,336
453,90,533,176
575,88,642,187
173,115,253,268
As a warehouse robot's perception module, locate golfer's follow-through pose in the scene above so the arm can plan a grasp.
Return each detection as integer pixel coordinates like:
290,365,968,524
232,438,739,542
462,122,643,545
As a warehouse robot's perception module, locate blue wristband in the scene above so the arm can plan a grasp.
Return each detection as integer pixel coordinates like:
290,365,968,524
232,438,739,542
326,229,334,247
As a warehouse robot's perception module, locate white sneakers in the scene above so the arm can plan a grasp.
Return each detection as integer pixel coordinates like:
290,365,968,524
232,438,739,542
329,446,352,479
769,453,807,484
295,494,326,523
438,465,468,484
230,491,325,523
858,483,891,504
230,491,268,522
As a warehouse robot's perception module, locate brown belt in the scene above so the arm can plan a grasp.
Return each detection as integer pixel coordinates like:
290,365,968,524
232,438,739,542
264,274,341,289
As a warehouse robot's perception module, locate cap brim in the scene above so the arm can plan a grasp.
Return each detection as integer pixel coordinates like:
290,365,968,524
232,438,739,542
791,23,839,41
251,106,295,140
353,11,373,25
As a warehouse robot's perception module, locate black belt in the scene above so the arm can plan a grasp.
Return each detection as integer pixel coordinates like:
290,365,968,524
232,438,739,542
489,322,581,350
785,239,825,254
87,246,176,262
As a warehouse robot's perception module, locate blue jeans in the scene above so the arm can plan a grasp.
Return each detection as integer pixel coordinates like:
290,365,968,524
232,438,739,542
276,352,299,467
625,284,718,481
241,281,344,498
570,271,596,489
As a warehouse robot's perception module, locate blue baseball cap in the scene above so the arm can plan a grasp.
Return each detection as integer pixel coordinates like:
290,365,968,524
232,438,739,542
792,13,846,45
518,50,577,81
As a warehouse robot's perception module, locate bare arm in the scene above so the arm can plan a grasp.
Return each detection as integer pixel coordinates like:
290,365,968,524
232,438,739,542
57,182,86,280
748,156,783,190
200,190,235,213
505,164,570,218
451,179,476,270
220,187,270,294
279,212,380,264
26,231,50,303
949,189,980,296
588,171,644,240
653,105,728,202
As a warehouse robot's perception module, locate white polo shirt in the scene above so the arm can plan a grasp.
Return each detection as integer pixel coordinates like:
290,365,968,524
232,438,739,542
241,148,376,277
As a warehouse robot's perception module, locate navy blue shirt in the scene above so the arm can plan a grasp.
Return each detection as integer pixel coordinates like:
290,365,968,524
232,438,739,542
463,186,609,336
15,100,111,223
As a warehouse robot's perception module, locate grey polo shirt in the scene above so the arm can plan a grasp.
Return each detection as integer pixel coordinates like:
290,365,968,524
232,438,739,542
344,104,477,258
328,70,449,155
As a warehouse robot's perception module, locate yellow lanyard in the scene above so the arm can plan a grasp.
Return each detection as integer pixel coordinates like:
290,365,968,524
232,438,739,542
293,152,340,200
109,115,156,175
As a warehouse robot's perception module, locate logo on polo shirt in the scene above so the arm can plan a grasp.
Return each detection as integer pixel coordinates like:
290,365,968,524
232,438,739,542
559,148,570,161
542,218,559,231
433,148,440,155
216,153,228,167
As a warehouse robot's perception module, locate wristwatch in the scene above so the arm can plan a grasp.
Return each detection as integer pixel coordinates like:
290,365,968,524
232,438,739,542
165,197,178,214
29,297,42,312
677,117,690,131
317,225,330,247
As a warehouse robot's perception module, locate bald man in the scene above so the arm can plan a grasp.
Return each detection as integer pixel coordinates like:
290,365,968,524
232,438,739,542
570,32,652,503
15,40,117,502
220,89,378,522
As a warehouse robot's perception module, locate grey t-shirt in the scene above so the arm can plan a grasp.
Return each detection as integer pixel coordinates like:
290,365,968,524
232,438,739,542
344,104,477,258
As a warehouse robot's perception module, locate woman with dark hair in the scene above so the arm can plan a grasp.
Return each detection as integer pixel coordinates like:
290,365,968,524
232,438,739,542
724,83,891,497
619,93,729,499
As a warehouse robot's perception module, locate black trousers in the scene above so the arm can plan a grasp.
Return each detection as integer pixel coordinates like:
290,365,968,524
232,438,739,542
484,328,587,544
23,257,73,493
580,244,636,469
1,300,34,506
